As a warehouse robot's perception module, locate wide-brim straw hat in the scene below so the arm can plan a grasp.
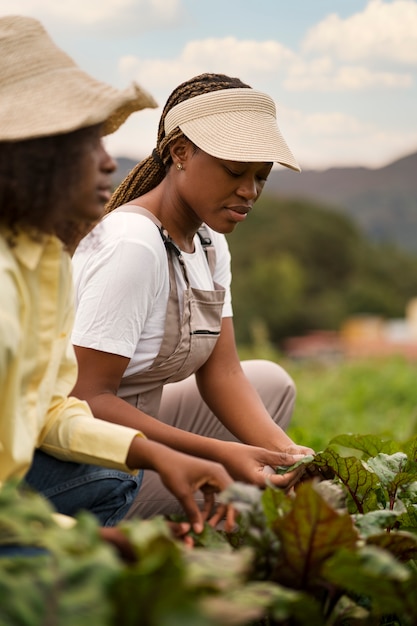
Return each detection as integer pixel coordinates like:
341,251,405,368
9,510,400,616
164,88,300,172
0,15,157,141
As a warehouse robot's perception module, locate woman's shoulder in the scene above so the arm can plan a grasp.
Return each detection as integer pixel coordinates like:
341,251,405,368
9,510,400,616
82,210,164,250
73,211,166,272
104,209,162,239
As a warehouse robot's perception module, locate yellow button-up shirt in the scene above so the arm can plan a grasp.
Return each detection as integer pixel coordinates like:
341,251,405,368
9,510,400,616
0,230,141,484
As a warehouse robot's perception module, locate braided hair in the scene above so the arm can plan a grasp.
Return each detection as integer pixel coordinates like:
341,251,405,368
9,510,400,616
106,73,251,213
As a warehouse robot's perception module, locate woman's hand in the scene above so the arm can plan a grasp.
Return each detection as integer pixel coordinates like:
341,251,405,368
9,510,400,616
154,451,236,534
214,441,312,491
127,437,235,534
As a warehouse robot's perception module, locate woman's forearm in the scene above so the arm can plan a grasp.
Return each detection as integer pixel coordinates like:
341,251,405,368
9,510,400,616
81,390,230,460
196,369,295,451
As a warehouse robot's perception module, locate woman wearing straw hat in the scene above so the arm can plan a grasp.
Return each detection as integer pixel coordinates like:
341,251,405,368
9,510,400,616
71,73,314,519
0,17,262,541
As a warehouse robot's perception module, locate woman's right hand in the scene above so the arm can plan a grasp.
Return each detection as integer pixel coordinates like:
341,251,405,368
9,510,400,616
127,437,235,534
214,441,310,491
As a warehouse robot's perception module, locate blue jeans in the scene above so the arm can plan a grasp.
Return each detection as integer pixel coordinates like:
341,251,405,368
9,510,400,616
24,450,142,527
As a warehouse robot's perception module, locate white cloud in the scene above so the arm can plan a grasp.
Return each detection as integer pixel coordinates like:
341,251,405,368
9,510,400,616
302,0,417,65
118,37,297,99
0,0,183,31
180,37,295,74
276,106,417,169
285,59,413,91
119,28,414,99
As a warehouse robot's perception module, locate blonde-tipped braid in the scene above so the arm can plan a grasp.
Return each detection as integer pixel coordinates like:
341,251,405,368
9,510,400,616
105,73,250,214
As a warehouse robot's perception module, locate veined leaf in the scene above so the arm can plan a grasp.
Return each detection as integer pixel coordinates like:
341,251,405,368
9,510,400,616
313,448,380,513
273,481,359,589
330,433,400,458
365,453,417,494
353,510,401,537
274,454,315,474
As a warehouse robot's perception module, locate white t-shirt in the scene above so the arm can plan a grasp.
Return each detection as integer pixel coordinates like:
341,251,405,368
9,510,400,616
72,212,233,377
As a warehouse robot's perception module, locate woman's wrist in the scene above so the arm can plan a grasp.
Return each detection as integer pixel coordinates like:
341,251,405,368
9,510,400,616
126,436,167,470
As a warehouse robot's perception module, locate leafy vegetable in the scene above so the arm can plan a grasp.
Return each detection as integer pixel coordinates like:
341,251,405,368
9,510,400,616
2,434,417,625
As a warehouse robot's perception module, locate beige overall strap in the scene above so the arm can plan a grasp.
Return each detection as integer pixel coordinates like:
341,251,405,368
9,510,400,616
111,204,162,228
197,225,216,276
112,204,216,278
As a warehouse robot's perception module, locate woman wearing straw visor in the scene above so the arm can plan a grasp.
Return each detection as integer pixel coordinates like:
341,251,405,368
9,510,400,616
71,73,314,518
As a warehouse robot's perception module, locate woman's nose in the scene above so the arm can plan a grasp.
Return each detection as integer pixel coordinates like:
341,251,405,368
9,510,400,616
100,142,117,174
237,176,259,200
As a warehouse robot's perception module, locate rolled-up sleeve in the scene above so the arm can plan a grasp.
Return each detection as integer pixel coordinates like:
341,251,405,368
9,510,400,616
38,327,143,473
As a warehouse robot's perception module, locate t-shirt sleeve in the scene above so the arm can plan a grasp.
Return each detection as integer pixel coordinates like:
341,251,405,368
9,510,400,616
72,215,166,358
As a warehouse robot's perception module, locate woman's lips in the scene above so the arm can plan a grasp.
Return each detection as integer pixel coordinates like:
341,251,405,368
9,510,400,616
98,187,112,203
225,205,251,221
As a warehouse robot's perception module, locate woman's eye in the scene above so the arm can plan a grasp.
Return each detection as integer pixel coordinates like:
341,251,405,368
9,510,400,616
226,168,243,177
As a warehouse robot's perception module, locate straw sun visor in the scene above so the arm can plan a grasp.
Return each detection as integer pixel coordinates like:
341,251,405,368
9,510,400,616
164,88,300,172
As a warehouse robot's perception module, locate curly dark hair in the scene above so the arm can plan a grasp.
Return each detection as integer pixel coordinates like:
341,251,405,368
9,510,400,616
0,124,102,248
106,73,251,212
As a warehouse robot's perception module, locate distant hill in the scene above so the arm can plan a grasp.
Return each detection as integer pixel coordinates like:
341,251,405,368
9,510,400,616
266,150,417,253
112,157,140,188
113,150,417,253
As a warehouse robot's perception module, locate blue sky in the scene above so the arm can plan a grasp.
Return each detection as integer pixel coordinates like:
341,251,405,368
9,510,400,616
3,0,417,170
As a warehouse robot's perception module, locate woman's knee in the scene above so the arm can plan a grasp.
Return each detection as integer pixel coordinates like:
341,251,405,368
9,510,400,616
241,359,296,429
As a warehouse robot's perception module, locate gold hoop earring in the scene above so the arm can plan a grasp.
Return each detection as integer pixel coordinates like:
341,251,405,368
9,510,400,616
176,162,183,171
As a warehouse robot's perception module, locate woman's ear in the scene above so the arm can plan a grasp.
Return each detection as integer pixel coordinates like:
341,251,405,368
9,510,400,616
169,137,192,166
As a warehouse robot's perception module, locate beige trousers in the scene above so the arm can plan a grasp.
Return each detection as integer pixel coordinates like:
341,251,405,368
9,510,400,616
124,359,296,519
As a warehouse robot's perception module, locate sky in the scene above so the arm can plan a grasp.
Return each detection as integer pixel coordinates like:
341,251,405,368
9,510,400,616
3,0,417,171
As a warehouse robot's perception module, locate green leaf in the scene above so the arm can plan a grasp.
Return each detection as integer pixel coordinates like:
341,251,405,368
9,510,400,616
367,530,417,562
313,448,380,513
274,454,315,474
0,481,57,548
189,522,232,550
402,435,417,461
203,580,323,626
184,547,253,591
273,481,359,589
323,545,417,619
365,453,417,494
330,433,400,458
353,510,401,537
261,485,291,525
396,504,417,532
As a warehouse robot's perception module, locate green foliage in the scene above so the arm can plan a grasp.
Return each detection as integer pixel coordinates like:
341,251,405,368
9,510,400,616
0,482,121,626
214,435,417,624
227,195,417,344
3,432,417,625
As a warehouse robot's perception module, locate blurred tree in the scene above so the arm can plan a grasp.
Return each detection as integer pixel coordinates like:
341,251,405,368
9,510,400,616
227,195,417,346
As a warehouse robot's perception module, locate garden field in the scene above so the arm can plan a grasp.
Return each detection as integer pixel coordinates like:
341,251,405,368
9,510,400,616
284,355,417,452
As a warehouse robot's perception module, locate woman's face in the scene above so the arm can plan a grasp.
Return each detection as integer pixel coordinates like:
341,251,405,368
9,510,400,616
71,131,116,224
175,146,273,234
